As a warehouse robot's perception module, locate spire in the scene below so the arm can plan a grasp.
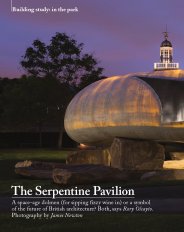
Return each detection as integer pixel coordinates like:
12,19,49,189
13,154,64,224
163,25,168,40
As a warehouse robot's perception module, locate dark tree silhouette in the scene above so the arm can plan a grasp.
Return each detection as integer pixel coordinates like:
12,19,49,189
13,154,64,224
0,77,73,148
18,32,105,148
21,32,104,89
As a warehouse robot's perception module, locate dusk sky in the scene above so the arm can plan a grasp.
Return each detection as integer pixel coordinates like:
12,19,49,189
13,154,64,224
1,0,184,78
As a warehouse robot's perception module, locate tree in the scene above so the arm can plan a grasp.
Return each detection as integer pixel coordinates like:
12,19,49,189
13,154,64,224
21,32,104,89
0,77,73,148
20,32,105,148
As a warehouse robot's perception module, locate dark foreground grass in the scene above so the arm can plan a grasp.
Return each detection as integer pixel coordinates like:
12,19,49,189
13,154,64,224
0,149,68,194
0,213,184,232
0,149,68,161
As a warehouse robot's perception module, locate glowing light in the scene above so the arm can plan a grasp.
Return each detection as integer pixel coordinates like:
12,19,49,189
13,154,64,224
79,143,88,149
164,160,184,170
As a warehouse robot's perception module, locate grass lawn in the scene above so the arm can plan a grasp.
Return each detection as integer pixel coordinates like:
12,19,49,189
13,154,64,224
0,149,68,195
0,149,184,232
0,149,68,161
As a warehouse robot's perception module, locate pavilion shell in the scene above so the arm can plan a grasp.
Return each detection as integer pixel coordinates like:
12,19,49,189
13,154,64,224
64,71,184,146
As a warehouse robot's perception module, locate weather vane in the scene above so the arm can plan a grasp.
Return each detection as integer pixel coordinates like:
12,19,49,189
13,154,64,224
163,24,168,40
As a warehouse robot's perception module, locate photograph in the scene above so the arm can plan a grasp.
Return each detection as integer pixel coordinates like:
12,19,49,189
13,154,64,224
0,0,184,231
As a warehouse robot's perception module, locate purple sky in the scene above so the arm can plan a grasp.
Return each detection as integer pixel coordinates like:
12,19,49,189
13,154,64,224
1,0,184,78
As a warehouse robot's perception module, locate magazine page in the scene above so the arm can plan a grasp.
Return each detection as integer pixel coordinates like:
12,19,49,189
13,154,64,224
0,1,184,231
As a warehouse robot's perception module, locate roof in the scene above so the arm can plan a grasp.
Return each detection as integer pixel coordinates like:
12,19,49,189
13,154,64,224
160,39,172,47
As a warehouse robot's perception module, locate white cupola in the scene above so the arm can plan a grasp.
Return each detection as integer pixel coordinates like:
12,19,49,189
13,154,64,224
154,31,179,70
